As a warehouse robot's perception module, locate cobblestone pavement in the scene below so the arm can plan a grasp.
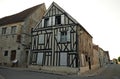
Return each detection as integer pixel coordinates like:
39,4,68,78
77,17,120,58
0,64,120,79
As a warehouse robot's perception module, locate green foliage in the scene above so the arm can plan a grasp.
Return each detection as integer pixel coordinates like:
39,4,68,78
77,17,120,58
118,56,120,62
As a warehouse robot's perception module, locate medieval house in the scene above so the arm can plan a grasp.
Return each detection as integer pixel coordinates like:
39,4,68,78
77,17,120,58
0,3,46,67
30,2,93,72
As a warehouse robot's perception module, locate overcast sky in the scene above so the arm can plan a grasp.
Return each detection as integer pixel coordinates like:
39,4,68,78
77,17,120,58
0,0,120,59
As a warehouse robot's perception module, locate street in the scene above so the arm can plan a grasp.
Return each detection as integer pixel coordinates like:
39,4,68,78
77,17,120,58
0,64,120,79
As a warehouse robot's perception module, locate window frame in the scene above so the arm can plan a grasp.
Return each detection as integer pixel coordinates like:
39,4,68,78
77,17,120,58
11,26,17,34
55,15,61,25
60,31,67,43
4,50,8,56
2,27,7,35
44,18,49,27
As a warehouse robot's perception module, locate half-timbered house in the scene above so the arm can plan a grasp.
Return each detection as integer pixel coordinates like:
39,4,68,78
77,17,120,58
31,2,93,70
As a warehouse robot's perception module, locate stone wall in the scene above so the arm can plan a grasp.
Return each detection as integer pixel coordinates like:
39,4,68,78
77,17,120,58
77,26,93,67
29,65,78,74
0,22,24,66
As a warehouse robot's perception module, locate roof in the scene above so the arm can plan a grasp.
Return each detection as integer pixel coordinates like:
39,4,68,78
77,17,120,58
0,3,44,26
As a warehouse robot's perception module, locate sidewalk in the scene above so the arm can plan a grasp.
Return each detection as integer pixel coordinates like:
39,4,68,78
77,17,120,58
0,65,109,77
80,65,109,77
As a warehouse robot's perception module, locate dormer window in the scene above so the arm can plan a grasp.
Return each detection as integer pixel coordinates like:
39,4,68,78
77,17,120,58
55,15,61,25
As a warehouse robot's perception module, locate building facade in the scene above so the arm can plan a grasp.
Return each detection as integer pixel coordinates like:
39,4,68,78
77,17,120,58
30,2,93,71
93,45,101,67
0,3,46,67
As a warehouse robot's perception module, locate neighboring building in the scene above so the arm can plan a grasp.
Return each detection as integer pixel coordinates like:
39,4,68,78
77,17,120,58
0,3,46,67
92,45,110,69
99,47,110,67
99,48,104,67
104,51,110,64
93,45,101,67
30,2,93,72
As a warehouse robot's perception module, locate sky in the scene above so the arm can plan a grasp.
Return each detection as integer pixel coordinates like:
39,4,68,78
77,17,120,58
0,0,120,60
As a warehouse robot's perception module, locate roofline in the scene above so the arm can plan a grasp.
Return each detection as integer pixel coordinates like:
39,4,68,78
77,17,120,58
78,23,93,38
0,3,45,26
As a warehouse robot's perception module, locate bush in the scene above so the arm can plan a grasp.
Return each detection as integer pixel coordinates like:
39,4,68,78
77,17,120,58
118,56,120,62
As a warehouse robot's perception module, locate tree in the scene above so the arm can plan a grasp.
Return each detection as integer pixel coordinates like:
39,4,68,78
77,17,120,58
118,56,120,62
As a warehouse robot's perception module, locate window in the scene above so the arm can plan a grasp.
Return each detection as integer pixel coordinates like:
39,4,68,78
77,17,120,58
44,18,49,27
11,26,16,34
60,31,67,42
16,34,21,43
4,51,8,56
39,34,44,44
57,30,70,43
2,27,7,35
55,15,61,25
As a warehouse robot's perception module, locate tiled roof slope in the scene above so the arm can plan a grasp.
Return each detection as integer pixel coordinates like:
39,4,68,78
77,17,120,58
0,3,44,26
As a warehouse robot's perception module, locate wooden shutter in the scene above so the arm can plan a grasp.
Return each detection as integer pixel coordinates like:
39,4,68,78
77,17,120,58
37,53,43,65
42,19,44,27
49,17,51,26
52,16,55,25
57,31,61,42
60,53,67,66
61,15,64,24
67,30,70,42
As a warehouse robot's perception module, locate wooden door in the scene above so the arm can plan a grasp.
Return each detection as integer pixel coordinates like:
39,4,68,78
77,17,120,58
10,50,16,61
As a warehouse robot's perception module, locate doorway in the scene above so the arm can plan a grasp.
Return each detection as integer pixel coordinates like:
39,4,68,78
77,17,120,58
10,50,16,61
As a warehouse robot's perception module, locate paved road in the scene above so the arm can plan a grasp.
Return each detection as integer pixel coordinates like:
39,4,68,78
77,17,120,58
0,64,120,79
95,64,120,79
0,67,71,79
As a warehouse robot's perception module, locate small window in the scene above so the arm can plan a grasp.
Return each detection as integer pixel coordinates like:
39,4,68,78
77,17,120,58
44,18,49,27
2,27,7,35
11,26,16,34
60,31,67,42
55,15,61,25
4,51,8,56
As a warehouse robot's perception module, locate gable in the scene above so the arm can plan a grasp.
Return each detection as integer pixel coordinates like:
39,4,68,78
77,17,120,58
33,2,79,31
